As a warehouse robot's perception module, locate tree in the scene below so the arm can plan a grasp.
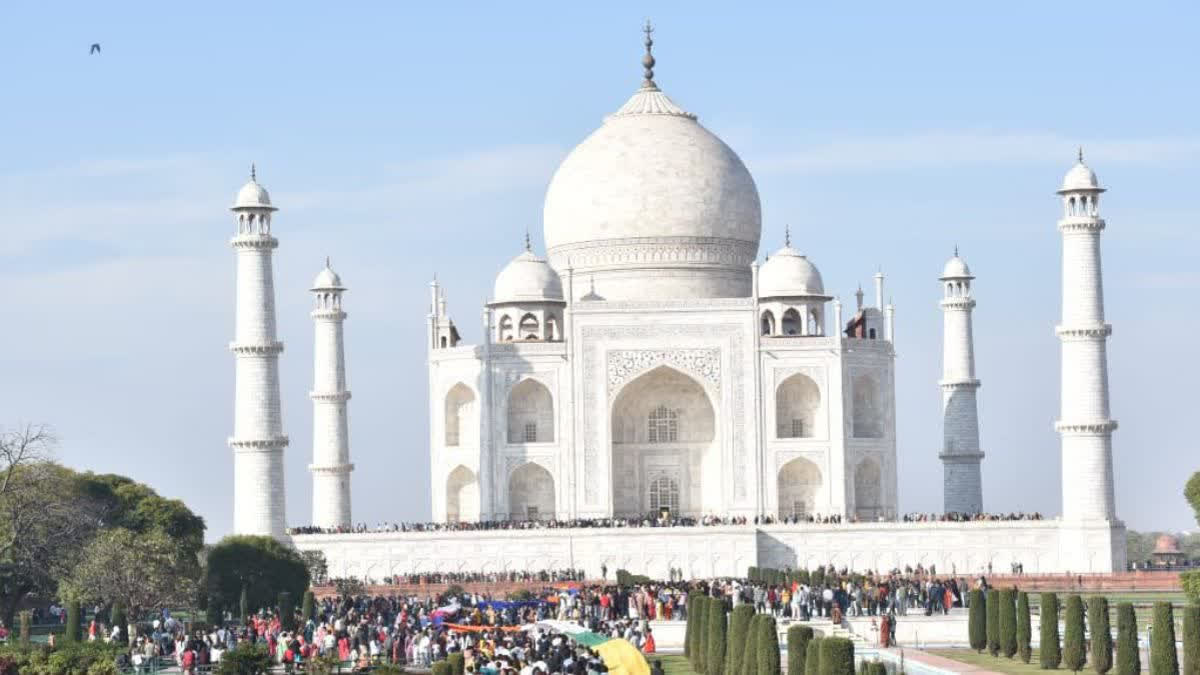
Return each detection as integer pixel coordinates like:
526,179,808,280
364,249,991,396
239,585,249,620
969,589,987,652
741,614,763,675
706,596,727,675
788,625,815,675
64,599,82,643
1115,603,1139,675
300,550,328,585
17,609,30,645
805,637,823,675
1151,602,1178,674
59,528,199,616
302,590,315,623
111,601,127,646
987,589,1001,656
278,591,296,632
1185,605,1200,675
1089,597,1112,674
693,596,709,672
1042,592,1063,669
1000,588,1018,658
757,614,781,675
819,637,855,675
684,592,698,658
205,535,309,617
726,604,754,674
1063,595,1086,672
1016,591,1032,663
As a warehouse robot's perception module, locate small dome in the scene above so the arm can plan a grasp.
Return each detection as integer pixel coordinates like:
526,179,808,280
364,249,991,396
492,249,564,305
941,255,973,280
311,261,344,290
232,178,276,210
759,246,826,298
1154,534,1182,555
1059,160,1103,193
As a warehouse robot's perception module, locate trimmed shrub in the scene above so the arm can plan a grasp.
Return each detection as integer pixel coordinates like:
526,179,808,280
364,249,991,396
749,566,760,582
1042,592,1063,669
64,600,82,643
707,596,728,675
741,614,763,675
757,614,781,675
987,589,1001,657
805,637,823,675
819,636,855,675
788,624,815,675
1000,588,1018,658
18,610,31,645
1089,597,1112,674
969,589,987,652
278,591,296,632
1183,572,1200,606
1152,602,1179,675
694,596,710,672
239,584,249,620
1063,595,1086,672
870,663,888,675
1018,591,1033,663
447,652,465,675
684,592,699,658
1116,603,1139,675
302,590,315,622
726,604,755,674
216,643,272,675
431,662,452,675
1185,605,1200,675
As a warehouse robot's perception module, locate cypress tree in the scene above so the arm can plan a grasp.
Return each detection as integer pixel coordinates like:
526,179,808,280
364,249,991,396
1184,605,1200,675
741,614,763,675
1115,603,1139,675
302,590,316,622
1089,597,1112,674
278,591,296,632
969,589,987,652
757,614,781,675
1042,592,1063,669
18,610,31,646
693,596,709,672
111,602,127,646
788,624,815,675
707,596,728,675
805,637,823,675
819,636,855,675
1063,595,1086,672
987,588,1001,657
206,596,223,627
1000,588,1018,658
1152,602,1179,675
685,592,699,658
726,605,754,674
1018,591,1033,663
64,599,82,643
240,584,249,620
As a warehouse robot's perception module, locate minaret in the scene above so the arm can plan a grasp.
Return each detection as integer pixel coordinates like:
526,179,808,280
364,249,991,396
228,166,288,537
1055,151,1117,521
938,249,984,514
309,259,354,529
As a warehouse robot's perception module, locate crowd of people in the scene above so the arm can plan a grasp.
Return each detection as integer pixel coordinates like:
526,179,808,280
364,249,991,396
900,511,1045,522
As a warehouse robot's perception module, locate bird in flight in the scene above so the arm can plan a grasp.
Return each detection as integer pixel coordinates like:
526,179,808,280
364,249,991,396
90,43,101,55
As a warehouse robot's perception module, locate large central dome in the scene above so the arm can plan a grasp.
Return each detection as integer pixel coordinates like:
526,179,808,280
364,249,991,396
543,35,761,301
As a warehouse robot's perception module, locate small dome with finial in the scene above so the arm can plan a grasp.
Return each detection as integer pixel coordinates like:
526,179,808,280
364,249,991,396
1059,148,1103,193
232,163,277,210
311,258,344,290
759,227,827,298
941,247,973,280
491,235,564,305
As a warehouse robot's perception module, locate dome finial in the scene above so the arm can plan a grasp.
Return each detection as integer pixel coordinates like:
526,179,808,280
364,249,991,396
250,162,257,182
325,256,331,269
524,228,532,252
641,19,657,89
954,243,959,257
1078,146,1084,164
784,225,791,248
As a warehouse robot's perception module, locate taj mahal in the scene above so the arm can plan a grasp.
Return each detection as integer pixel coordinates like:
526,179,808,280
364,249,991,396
226,27,1126,578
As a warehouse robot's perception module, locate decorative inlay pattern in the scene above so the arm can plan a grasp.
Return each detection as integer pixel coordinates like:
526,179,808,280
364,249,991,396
1055,325,1112,339
606,349,720,394
1054,420,1118,433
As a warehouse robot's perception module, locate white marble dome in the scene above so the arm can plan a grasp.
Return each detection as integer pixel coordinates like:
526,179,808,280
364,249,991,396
1059,161,1102,193
312,263,344,290
492,249,564,305
542,80,762,301
233,179,275,210
940,255,973,279
759,246,827,298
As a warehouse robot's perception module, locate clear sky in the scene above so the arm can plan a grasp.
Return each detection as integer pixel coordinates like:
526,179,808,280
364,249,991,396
1,2,1196,540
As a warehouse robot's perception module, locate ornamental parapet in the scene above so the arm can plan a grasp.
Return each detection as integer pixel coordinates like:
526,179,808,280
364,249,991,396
940,297,976,310
1054,419,1118,434
1055,324,1112,339
230,234,280,249
939,450,985,462
229,341,285,355
229,436,290,451
939,379,981,390
308,462,354,474
310,391,352,403
1057,218,1106,234
311,309,347,321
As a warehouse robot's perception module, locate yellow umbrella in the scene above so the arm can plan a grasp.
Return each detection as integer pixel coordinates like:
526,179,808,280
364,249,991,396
592,638,650,675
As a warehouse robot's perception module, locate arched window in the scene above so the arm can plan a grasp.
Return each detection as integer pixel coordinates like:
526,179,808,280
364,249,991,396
446,465,479,522
648,475,680,513
782,308,801,336
761,310,776,336
498,315,514,341
868,328,877,339
854,458,883,520
509,462,555,521
507,379,554,443
519,313,540,340
647,405,679,443
444,383,475,447
852,374,884,438
777,457,822,520
545,315,559,341
776,373,820,439
440,336,447,348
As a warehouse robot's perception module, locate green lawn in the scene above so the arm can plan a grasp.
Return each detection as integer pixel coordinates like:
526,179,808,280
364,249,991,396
929,649,1049,674
653,654,699,674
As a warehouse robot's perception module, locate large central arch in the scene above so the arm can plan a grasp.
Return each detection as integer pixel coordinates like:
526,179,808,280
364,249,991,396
610,365,716,517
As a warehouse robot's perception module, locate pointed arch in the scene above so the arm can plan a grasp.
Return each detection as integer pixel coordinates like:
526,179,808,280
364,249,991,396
777,457,822,519
760,310,776,336
518,313,540,340
498,315,514,341
508,462,554,521
444,383,476,447
776,373,820,438
854,457,883,520
445,465,479,522
781,308,801,336
852,373,884,438
507,378,554,443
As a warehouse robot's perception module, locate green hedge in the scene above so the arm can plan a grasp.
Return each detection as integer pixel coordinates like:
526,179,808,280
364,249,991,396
447,652,465,675
986,589,1001,657
726,605,755,674
1183,571,1200,606
64,600,81,644
693,596,710,672
707,597,727,675
1063,594,1086,672
1115,603,1139,675
819,636,855,675
1017,591,1032,663
788,625,815,675
1152,602,1179,675
1185,605,1200,675
741,614,763,675
969,589,987,652
685,592,700,658
1089,597,1112,674
1041,592,1062,669
805,637,823,675
302,590,316,622
1000,588,1018,658
757,614,781,675
431,662,452,675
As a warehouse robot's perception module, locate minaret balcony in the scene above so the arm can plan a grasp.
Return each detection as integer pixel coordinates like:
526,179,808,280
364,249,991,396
1054,419,1118,434
1054,324,1112,339
1057,218,1106,234
229,341,285,355
310,309,347,321
938,379,981,390
939,297,976,310
230,233,280,249
228,436,290,451
309,391,352,403
308,462,354,474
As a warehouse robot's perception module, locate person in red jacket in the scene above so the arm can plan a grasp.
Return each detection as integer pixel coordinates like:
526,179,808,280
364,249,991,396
642,628,656,654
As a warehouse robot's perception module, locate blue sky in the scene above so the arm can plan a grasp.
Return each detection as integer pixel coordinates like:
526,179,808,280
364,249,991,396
1,2,1197,540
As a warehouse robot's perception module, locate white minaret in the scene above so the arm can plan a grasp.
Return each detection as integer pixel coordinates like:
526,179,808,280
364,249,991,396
1056,151,1117,522
938,249,984,514
228,166,288,537
309,259,354,528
